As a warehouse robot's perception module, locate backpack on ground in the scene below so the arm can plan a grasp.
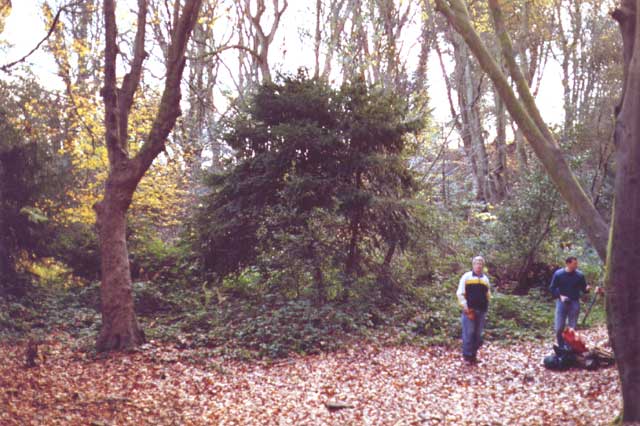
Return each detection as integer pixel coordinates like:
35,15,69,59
543,345,577,370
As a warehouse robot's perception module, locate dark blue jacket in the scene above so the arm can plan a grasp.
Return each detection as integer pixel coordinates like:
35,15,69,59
549,268,588,301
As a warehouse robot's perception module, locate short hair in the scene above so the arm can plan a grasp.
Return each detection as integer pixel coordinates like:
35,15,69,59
565,256,577,264
472,256,485,265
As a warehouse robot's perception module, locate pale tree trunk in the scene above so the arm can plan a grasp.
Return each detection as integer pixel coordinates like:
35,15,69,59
184,8,222,177
434,0,609,260
240,0,288,83
314,0,322,78
555,0,577,140
554,0,609,143
513,124,529,169
95,0,202,352
468,81,491,202
376,0,411,92
434,31,465,201
347,0,371,83
492,86,508,200
321,0,352,79
513,0,535,172
452,31,489,201
414,2,430,92
608,1,640,420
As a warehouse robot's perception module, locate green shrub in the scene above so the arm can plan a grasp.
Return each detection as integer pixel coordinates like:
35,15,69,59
133,281,181,315
485,290,555,340
49,222,100,281
129,235,194,283
192,74,426,305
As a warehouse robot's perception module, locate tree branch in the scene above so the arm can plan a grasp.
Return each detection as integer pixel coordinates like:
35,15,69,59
133,0,203,178
102,0,128,166
267,0,288,43
488,0,557,147
118,0,149,151
189,44,262,62
0,1,83,73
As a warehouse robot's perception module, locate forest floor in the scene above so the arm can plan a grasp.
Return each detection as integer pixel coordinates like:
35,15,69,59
0,326,618,426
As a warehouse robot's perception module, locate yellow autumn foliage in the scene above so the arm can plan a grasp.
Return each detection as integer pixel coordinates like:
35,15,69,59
30,2,194,238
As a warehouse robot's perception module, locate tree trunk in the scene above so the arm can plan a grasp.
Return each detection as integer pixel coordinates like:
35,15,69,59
94,178,144,351
96,0,202,351
322,0,352,79
607,1,640,420
240,0,288,83
453,33,487,201
492,87,508,200
314,0,322,78
345,217,360,278
379,241,397,302
513,125,529,170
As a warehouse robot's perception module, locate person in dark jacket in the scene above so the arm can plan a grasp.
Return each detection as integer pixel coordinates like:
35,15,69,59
549,256,599,347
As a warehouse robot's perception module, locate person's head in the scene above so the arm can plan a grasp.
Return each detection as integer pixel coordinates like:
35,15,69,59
565,256,578,272
472,256,485,275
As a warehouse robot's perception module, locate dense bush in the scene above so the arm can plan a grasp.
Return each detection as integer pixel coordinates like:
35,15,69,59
193,73,426,304
485,167,566,293
48,222,100,281
128,232,197,284
0,79,77,295
0,114,69,295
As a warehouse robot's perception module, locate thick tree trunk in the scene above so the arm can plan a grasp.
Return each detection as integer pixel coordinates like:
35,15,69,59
607,1,640,421
94,178,144,351
470,102,491,202
452,30,491,202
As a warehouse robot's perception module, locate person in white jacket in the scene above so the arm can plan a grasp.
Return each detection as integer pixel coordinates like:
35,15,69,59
456,256,491,365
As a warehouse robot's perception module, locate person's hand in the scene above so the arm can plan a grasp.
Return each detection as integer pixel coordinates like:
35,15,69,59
595,286,605,295
559,295,569,302
586,285,591,292
464,307,476,321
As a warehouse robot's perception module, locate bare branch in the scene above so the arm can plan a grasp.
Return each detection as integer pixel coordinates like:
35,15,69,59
266,0,288,43
488,0,557,147
434,34,460,131
188,43,262,62
102,0,127,166
118,0,149,152
134,0,204,178
0,1,84,73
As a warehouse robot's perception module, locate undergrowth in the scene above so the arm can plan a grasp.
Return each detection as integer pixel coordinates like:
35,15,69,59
0,277,606,360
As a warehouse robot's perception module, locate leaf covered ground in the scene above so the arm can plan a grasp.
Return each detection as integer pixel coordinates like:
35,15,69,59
1,326,618,426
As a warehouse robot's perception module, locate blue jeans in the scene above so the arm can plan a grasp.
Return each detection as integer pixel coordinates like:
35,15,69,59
554,299,580,347
461,309,487,358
